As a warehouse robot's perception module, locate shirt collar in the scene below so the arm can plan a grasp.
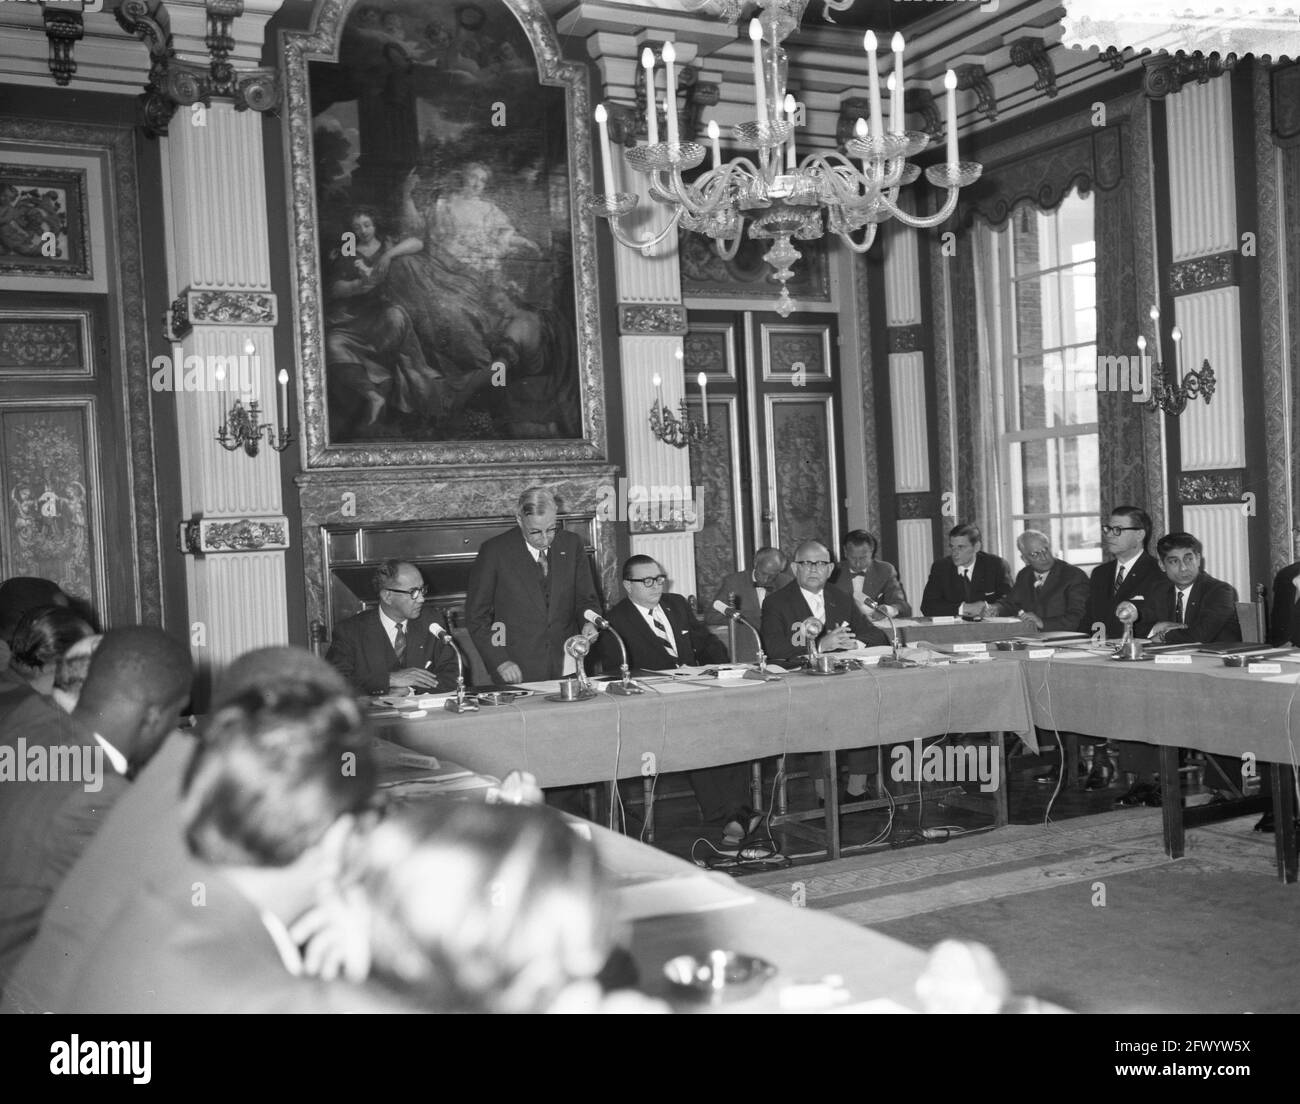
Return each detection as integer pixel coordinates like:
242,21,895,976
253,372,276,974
378,606,403,632
259,910,304,977
1115,550,1143,570
799,586,825,610
92,732,128,776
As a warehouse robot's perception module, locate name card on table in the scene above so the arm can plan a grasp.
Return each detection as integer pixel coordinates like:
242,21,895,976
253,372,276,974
952,642,989,653
1247,662,1283,675
1026,648,1056,659
1155,654,1193,664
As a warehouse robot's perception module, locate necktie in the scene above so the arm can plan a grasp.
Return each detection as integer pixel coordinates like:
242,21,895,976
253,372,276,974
393,621,407,666
960,567,973,600
1174,589,1184,623
1113,564,1126,596
651,608,677,657
1034,574,1046,588
537,550,549,579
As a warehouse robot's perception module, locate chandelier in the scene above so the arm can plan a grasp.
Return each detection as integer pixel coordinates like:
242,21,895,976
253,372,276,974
588,0,982,316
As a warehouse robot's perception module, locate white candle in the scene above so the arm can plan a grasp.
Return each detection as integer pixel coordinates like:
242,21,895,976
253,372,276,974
652,372,663,406
784,93,797,170
891,33,905,135
770,23,782,124
594,104,615,197
865,32,883,140
707,119,721,170
854,117,869,173
642,47,659,145
277,368,288,424
1171,325,1182,382
750,19,769,127
698,371,708,428
662,41,679,146
944,69,958,167
1149,305,1162,364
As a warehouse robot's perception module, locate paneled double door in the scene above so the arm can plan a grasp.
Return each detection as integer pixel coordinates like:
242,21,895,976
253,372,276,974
684,309,847,603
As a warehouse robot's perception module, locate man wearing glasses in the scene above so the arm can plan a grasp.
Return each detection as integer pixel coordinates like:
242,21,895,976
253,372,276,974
1082,506,1162,638
326,559,459,695
992,530,1089,632
920,523,1013,617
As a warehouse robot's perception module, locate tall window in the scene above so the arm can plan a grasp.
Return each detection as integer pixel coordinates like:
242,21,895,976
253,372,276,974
993,189,1100,568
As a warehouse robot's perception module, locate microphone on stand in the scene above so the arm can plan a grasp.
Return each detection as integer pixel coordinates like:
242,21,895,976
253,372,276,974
562,633,598,698
858,594,911,667
712,600,781,680
1113,600,1143,660
429,623,478,713
801,617,823,667
583,609,644,695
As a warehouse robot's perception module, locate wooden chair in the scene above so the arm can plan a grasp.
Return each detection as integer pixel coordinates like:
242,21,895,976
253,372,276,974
1236,583,1268,644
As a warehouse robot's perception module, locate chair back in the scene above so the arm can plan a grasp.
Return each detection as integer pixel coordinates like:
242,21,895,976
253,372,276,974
1237,585,1267,643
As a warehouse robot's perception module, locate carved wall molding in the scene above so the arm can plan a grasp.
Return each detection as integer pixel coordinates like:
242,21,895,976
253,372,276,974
1010,37,1057,99
42,5,83,86
179,515,291,554
887,324,924,354
1178,470,1244,504
903,87,942,144
618,303,688,335
1168,251,1238,295
895,492,936,521
1142,52,1235,100
167,288,277,339
955,64,998,122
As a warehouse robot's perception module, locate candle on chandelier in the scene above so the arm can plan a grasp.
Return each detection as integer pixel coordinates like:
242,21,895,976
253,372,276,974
1149,305,1162,365
854,117,869,173
594,104,616,198
662,42,680,146
750,19,769,128
698,371,708,428
784,93,797,170
642,47,660,146
864,31,883,141
891,33,905,135
277,368,288,425
707,119,721,170
944,69,958,168
770,22,783,125
1171,324,1182,383
652,372,663,408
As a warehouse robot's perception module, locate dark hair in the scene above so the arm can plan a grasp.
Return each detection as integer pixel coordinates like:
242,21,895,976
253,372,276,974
372,560,418,597
9,605,92,673
1111,506,1153,550
76,627,193,716
949,523,982,545
182,676,376,867
843,529,878,556
1156,531,1203,560
753,546,788,570
360,802,611,1013
53,633,102,697
0,576,68,642
622,554,661,582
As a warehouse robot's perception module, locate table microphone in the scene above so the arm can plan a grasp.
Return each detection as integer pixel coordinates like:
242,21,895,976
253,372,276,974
429,623,477,713
858,594,908,667
802,617,823,666
583,609,644,695
711,600,780,680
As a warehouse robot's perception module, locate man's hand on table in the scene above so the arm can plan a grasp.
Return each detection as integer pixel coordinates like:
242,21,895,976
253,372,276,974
1018,611,1044,630
820,623,858,651
389,667,442,692
959,601,988,618
495,661,523,684
1147,620,1187,644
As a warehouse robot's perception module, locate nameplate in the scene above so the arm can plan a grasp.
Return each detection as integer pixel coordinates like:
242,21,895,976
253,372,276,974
1248,662,1283,675
952,642,989,653
1026,649,1056,660
1154,654,1192,664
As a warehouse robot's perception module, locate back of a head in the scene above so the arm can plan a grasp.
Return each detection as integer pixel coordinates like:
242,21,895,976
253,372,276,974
182,675,376,867
53,633,103,697
213,645,349,710
76,626,193,715
361,802,611,1013
0,576,68,642
9,605,92,673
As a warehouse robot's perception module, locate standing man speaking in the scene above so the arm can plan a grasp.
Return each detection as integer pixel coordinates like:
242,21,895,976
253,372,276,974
466,487,601,684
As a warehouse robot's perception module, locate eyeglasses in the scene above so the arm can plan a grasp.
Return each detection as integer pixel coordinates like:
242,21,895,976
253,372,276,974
384,585,427,600
1100,525,1142,536
1021,548,1053,559
629,575,667,586
793,560,833,569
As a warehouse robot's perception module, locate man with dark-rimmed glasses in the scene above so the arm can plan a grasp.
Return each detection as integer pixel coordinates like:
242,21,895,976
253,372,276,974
1081,506,1162,638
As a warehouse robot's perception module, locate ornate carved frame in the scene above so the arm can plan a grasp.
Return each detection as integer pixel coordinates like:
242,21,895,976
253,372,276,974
279,0,607,470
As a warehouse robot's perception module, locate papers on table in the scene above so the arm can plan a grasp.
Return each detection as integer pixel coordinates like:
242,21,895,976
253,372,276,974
981,616,1023,624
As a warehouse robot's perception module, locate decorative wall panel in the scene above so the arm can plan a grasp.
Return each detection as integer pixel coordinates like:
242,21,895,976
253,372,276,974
1183,502,1251,602
1176,287,1246,471
896,518,931,614
883,221,921,327
1167,79,1237,262
889,351,930,493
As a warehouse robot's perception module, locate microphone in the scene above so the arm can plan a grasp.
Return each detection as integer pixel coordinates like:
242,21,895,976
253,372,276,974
711,600,776,679
583,608,643,695
428,622,477,713
563,634,597,696
858,594,906,666
1114,600,1141,660
801,617,823,665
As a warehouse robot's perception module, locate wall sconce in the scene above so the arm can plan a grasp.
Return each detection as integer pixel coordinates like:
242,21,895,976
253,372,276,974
1139,305,1215,416
216,354,292,456
648,351,711,448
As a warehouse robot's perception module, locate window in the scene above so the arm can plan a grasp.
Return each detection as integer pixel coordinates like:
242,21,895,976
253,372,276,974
992,189,1100,569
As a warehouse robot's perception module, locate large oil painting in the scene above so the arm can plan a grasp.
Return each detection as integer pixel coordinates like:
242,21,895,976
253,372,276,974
285,0,605,466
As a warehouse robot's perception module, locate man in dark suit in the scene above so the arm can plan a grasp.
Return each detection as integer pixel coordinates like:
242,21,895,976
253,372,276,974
1147,532,1241,644
1082,506,1164,638
1258,554,1300,832
465,487,601,684
0,626,192,994
602,555,753,839
828,529,911,622
706,547,791,663
993,529,1089,632
326,559,459,695
920,523,1014,617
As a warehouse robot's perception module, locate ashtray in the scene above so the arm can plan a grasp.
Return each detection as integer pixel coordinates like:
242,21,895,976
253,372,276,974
663,950,776,1003
474,689,534,705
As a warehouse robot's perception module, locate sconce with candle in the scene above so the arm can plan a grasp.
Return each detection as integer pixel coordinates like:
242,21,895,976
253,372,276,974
648,349,711,448
216,340,294,457
1140,304,1215,416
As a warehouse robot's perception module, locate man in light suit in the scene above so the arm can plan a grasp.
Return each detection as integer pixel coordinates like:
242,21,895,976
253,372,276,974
920,523,1014,617
828,529,911,621
993,529,1089,632
326,559,459,695
706,547,791,663
465,487,601,684
1147,532,1241,645
1082,506,1164,638
0,627,192,994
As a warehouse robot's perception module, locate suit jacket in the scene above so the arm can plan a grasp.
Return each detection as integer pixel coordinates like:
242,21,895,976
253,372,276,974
705,569,793,663
827,559,912,619
920,551,1014,617
1083,553,1164,638
1269,562,1300,647
994,559,1090,631
465,527,600,684
1149,572,1241,644
0,695,129,992
760,581,889,665
326,606,459,696
601,593,728,673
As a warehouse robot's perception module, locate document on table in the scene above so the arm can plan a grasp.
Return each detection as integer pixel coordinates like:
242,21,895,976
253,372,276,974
614,873,753,923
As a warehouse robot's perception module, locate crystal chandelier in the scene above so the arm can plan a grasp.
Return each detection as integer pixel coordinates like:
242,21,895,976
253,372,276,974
588,0,983,316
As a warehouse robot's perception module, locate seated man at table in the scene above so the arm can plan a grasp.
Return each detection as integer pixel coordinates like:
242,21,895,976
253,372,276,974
706,547,791,663
1146,532,1241,645
1082,506,1163,639
326,560,459,696
920,524,1013,617
601,556,757,845
1257,553,1300,832
992,530,1089,632
829,529,912,622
